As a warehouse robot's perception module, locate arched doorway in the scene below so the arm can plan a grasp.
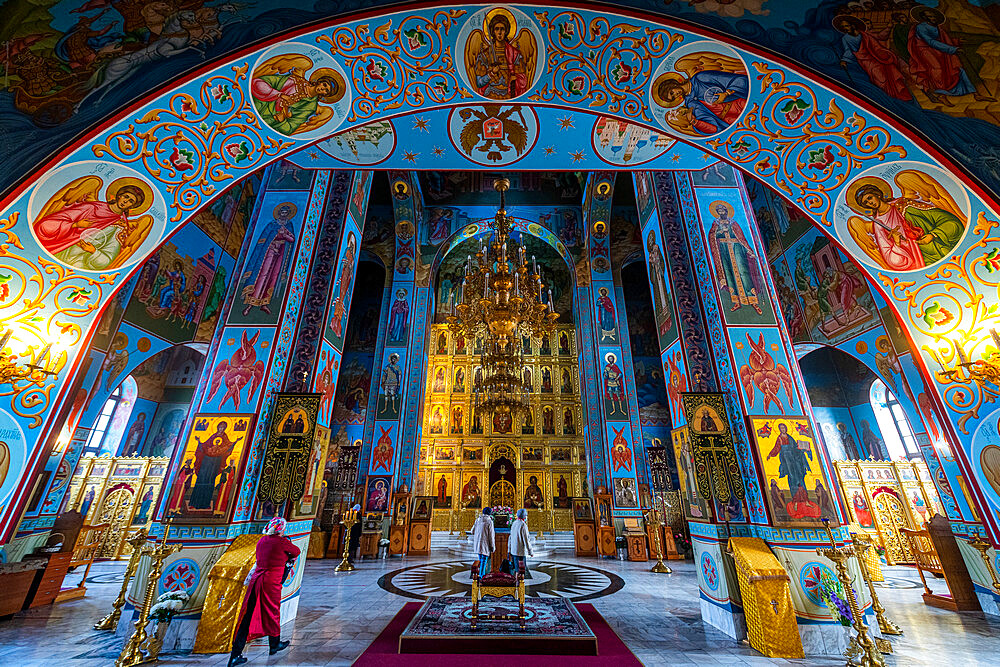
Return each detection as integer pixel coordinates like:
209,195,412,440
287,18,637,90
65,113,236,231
416,188,586,532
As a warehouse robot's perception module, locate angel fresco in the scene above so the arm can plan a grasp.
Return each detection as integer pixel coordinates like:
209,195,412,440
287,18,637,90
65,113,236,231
251,53,347,136
845,170,967,271
651,51,749,138
31,175,155,271
464,8,537,99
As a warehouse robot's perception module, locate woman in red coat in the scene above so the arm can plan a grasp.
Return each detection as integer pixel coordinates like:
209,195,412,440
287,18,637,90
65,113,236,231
229,517,300,666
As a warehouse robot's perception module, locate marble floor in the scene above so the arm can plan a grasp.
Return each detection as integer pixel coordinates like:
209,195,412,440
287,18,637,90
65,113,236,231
1,542,999,666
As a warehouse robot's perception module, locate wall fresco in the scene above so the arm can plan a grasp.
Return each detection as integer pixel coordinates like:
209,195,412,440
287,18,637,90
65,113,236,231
1,2,1000,544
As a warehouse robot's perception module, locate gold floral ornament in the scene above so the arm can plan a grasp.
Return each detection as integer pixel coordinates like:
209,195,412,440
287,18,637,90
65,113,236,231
531,11,680,118
93,65,292,223
881,211,1000,433
715,63,905,227
0,213,110,427
319,10,470,122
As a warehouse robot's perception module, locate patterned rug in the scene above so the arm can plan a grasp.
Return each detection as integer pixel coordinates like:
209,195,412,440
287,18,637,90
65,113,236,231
401,596,595,639
355,602,640,665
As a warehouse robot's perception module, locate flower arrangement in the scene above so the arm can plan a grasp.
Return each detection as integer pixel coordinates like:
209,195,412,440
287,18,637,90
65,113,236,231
816,571,854,627
491,505,513,516
149,590,189,623
673,530,692,556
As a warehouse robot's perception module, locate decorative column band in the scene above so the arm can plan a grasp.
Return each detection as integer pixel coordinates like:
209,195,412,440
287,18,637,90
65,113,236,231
287,170,354,392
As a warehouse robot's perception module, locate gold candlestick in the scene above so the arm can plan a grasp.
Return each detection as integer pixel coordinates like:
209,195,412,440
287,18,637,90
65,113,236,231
853,537,901,636
968,533,1000,593
95,528,149,631
336,509,358,572
116,524,182,667
644,500,671,574
817,520,884,667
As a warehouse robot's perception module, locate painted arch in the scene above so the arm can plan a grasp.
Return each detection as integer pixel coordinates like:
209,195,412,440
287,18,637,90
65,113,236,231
2,2,1000,539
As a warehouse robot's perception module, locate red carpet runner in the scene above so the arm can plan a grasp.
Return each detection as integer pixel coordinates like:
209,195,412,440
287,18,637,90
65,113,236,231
353,601,642,666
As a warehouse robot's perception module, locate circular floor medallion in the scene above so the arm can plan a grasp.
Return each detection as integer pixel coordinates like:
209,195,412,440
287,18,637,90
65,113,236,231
378,559,624,601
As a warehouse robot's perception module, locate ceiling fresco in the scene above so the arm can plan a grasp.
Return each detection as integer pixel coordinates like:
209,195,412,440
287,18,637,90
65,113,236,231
3,2,1000,538
1,0,998,197
282,107,712,171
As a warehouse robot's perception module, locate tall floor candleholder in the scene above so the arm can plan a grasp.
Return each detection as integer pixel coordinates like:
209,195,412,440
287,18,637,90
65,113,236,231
969,533,1000,593
644,503,671,574
817,520,884,667
853,537,901,637
115,524,182,667
336,509,358,572
95,529,149,631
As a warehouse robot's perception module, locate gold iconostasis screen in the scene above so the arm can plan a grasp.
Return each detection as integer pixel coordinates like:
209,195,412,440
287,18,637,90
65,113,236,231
418,324,586,532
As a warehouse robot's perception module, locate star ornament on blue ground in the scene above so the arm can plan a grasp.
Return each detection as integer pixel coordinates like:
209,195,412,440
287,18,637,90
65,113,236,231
378,560,624,601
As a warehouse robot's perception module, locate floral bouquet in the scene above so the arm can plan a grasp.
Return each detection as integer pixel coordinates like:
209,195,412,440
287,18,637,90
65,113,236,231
149,590,190,623
491,505,513,529
816,571,853,627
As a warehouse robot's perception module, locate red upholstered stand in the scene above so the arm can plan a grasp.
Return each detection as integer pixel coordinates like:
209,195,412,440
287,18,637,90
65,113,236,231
469,562,525,629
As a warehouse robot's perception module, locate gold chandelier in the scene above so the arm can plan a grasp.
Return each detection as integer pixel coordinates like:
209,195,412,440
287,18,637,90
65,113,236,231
446,177,558,418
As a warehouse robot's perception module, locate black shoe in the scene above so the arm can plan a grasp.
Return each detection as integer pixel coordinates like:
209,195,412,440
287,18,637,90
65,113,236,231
270,641,290,656
229,656,248,667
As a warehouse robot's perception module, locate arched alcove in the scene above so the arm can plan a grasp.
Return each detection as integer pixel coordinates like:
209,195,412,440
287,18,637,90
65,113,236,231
798,346,908,462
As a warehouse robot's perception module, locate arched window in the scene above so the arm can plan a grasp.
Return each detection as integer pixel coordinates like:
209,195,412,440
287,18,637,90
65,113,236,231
870,379,918,460
83,386,122,455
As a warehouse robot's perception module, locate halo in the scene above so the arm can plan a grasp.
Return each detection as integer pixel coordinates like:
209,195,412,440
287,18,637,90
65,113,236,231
107,177,154,216
605,352,616,363
309,67,347,104
845,176,892,214
483,7,517,39
592,220,607,236
273,202,298,219
709,200,735,218
651,72,686,109
395,220,414,240
909,5,941,22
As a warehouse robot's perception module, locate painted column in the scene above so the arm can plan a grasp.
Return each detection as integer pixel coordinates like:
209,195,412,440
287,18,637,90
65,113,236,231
629,171,683,489
363,172,419,506
576,281,607,495
581,173,644,519
648,170,746,638
671,165,882,652
116,167,369,651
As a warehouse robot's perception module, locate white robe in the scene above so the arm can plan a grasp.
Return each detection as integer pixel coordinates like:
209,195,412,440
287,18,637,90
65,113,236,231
508,518,533,557
471,514,495,557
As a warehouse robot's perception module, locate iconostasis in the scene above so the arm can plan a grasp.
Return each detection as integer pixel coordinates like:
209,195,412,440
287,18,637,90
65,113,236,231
418,323,586,532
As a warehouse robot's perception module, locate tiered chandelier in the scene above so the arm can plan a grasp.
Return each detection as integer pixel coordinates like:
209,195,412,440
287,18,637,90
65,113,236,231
446,177,558,419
